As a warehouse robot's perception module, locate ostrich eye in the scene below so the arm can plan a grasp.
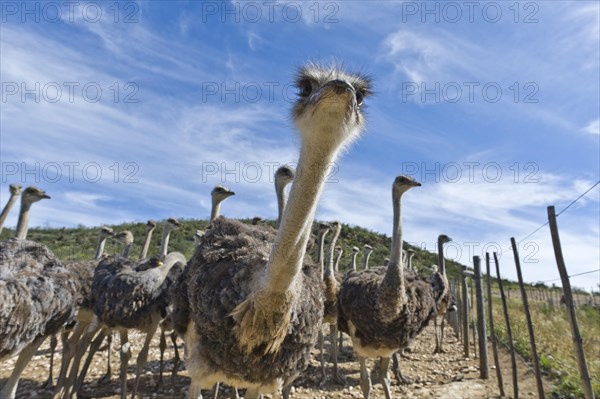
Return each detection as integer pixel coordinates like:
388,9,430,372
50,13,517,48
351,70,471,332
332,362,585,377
298,79,313,97
356,90,364,106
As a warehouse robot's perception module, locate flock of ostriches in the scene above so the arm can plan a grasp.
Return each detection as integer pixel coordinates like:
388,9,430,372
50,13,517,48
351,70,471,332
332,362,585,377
0,65,457,399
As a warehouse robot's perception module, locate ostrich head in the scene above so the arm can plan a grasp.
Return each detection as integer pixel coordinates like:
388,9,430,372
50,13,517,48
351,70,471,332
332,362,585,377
275,165,295,185
22,186,51,204
252,216,266,225
99,226,114,239
364,244,373,255
114,230,134,246
146,220,157,231
165,217,182,232
352,246,359,254
438,234,452,245
211,185,235,203
9,184,22,195
393,175,421,196
292,64,372,152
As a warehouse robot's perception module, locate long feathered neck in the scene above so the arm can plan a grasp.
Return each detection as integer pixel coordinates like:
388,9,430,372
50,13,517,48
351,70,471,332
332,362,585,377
122,242,132,259
0,191,19,234
334,249,343,273
210,197,222,222
377,188,406,319
143,252,186,281
363,250,371,270
95,235,108,260
325,225,341,278
351,251,358,271
275,179,288,230
437,238,446,276
139,227,155,259
14,200,33,240
318,229,330,280
159,225,171,256
265,145,339,294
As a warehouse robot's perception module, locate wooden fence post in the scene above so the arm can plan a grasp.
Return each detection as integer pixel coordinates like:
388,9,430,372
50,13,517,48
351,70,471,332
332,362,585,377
511,237,545,399
473,256,489,379
486,253,505,396
461,266,471,358
494,252,518,399
470,277,478,358
548,206,595,399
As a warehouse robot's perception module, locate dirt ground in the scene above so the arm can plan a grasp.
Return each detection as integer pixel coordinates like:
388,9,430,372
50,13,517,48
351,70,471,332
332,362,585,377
1,324,554,398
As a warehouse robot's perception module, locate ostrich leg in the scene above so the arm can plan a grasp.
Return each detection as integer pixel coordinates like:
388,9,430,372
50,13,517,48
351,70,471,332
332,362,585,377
157,329,167,390
131,320,160,399
42,334,58,388
99,332,113,383
120,331,131,399
318,330,326,384
170,332,181,385
0,337,45,399
74,327,109,395
358,356,372,399
329,324,345,385
391,352,413,384
433,317,442,353
378,357,392,399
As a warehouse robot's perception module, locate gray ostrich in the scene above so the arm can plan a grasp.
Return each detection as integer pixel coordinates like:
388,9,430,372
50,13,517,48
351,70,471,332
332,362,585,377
139,220,158,259
321,221,345,385
363,244,373,269
433,234,455,354
53,227,114,395
338,175,453,399
275,165,295,229
0,183,22,235
1,187,79,399
173,64,372,399
58,230,136,398
92,250,187,399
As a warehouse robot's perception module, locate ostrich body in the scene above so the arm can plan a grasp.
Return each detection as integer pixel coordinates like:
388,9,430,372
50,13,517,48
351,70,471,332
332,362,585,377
1,187,79,399
363,244,373,269
0,184,22,235
338,176,441,399
174,64,371,398
275,165,295,229
139,220,157,259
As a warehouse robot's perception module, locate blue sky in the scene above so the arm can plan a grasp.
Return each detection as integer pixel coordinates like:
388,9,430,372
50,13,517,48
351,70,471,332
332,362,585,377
1,1,599,291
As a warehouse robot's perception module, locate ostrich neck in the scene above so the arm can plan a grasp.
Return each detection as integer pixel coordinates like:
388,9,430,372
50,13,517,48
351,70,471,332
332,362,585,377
95,236,108,260
317,230,329,279
142,252,186,283
0,193,19,232
159,227,171,256
438,239,445,276
210,199,222,222
122,242,132,259
15,201,33,240
351,252,358,271
325,227,340,278
378,189,406,316
408,254,413,270
363,251,371,270
265,146,338,294
334,251,343,272
275,181,287,229
140,228,155,259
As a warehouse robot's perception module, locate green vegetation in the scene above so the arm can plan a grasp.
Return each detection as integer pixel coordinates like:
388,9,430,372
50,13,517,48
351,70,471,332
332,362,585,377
2,218,597,398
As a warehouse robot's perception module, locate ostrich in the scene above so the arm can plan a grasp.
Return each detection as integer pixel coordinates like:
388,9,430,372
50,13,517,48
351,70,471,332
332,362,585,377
338,175,445,399
363,244,373,269
210,185,235,221
1,187,79,399
91,251,187,399
194,230,205,245
320,221,345,385
58,230,137,398
433,234,454,354
0,183,22,235
53,227,114,394
173,64,372,399
275,165,295,229
350,246,360,271
139,220,158,259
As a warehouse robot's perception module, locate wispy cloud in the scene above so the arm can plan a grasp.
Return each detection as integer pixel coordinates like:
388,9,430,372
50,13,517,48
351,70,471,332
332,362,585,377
582,119,600,136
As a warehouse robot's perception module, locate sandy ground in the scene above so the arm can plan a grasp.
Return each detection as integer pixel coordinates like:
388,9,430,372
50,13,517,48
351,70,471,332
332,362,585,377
1,324,554,398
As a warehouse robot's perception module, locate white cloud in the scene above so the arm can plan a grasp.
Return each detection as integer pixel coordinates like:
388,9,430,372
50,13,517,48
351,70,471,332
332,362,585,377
582,119,600,135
